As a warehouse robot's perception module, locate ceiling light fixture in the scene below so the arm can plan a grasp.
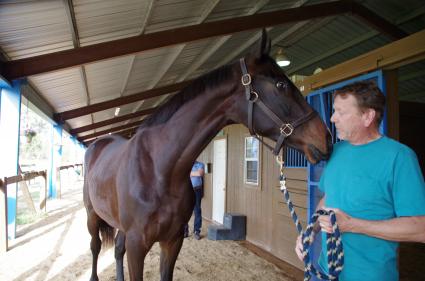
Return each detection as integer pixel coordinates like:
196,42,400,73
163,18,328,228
275,47,291,67
114,107,120,116
313,67,323,74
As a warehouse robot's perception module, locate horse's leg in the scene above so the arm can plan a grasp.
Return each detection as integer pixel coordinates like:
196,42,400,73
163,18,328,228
125,231,152,281
115,230,126,281
159,236,184,281
87,211,102,281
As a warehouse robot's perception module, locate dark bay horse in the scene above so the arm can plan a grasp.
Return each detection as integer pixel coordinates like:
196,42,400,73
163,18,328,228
83,30,332,281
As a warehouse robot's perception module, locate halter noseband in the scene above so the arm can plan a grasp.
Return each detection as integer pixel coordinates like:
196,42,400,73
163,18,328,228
239,58,317,156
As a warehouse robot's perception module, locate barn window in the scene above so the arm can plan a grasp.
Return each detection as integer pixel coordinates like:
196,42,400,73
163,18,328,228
244,136,259,185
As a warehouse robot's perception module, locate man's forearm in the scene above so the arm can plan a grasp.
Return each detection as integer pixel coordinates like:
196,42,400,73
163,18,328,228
348,216,425,243
190,170,203,177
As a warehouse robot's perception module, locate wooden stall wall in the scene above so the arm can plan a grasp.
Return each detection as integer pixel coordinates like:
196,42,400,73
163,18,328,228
223,124,307,269
398,101,425,281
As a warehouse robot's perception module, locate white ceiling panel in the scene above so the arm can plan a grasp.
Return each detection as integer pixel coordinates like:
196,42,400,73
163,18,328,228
144,0,208,33
66,114,93,130
74,0,151,46
29,68,87,113
85,56,133,103
0,0,73,59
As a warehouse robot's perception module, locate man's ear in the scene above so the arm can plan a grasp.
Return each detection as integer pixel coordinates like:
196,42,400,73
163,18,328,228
363,108,377,127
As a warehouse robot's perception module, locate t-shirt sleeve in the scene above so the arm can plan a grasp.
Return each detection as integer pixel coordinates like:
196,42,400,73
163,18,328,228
393,147,425,217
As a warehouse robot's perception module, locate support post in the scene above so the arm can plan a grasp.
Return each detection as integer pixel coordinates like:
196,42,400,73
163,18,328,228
384,70,399,140
0,179,8,253
48,124,62,198
0,80,22,240
40,171,47,212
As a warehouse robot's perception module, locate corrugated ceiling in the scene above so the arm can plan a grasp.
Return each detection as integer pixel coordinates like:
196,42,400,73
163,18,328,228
0,0,424,142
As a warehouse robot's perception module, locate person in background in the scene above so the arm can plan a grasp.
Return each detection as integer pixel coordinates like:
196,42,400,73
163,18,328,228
295,81,425,281
184,160,205,240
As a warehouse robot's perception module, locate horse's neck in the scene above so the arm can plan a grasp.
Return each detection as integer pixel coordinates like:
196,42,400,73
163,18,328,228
158,84,238,172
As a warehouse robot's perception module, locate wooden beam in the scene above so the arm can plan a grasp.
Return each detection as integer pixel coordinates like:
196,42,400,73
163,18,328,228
83,127,137,145
70,107,156,134
288,6,425,75
2,1,351,80
350,1,408,40
54,80,190,122
297,29,425,95
78,120,144,142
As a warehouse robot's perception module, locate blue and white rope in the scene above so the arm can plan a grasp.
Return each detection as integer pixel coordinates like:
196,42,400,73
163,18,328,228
280,174,344,281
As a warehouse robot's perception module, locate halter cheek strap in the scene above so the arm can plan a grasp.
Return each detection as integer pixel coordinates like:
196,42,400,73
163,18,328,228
240,58,317,156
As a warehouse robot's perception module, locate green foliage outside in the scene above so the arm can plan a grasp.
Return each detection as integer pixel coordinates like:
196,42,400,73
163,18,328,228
20,102,52,170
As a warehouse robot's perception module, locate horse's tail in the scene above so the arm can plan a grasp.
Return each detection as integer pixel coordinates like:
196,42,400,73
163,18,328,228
99,220,115,248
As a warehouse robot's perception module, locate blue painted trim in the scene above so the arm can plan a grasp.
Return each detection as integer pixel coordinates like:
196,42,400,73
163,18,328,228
48,124,62,198
0,76,11,89
0,79,22,240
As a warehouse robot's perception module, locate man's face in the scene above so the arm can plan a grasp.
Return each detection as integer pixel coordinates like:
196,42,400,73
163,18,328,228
330,94,365,142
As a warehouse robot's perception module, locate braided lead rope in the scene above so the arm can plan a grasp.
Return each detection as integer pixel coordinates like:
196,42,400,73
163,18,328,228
279,172,344,281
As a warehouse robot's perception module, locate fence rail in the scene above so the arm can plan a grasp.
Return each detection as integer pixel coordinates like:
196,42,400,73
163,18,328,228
1,168,48,253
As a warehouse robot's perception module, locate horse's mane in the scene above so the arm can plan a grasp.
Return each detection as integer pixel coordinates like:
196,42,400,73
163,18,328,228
137,63,235,130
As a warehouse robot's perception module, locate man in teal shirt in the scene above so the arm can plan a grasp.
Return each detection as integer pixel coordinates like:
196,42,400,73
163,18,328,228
295,81,425,280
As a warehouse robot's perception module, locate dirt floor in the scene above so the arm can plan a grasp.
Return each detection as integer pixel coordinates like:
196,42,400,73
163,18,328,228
0,178,299,281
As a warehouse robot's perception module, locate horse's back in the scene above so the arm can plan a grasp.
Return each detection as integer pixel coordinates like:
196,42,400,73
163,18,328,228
84,135,128,174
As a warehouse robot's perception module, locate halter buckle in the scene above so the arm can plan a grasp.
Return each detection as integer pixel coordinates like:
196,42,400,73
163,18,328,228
248,91,259,102
280,123,294,137
276,155,284,166
241,73,251,86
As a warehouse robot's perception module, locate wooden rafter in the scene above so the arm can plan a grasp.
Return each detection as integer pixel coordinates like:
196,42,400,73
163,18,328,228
2,1,352,80
70,107,156,134
350,1,407,40
82,127,138,145
54,80,191,122
287,7,424,75
297,29,425,95
78,120,144,142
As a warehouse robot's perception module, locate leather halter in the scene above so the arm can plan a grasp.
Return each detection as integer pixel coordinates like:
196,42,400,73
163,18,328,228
239,58,317,156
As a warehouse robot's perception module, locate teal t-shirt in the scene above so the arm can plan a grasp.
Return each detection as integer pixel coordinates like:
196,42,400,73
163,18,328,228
318,136,425,281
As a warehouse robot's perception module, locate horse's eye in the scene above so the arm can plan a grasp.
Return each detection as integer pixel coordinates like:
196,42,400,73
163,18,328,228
276,81,287,89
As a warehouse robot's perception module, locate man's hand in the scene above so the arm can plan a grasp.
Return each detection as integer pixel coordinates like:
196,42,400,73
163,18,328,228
318,208,353,233
295,235,304,261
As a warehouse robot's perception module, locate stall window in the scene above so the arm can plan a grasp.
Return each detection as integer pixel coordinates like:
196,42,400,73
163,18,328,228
244,136,259,185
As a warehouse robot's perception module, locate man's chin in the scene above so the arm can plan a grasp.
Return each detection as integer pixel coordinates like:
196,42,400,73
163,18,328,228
335,131,345,141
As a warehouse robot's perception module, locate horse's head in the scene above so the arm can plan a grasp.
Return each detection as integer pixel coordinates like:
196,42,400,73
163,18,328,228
232,30,332,164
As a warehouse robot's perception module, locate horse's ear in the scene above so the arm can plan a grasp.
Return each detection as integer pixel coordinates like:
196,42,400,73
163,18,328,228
255,28,271,59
